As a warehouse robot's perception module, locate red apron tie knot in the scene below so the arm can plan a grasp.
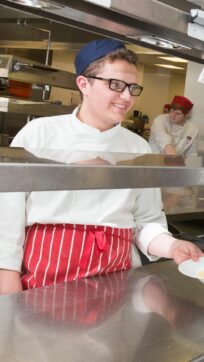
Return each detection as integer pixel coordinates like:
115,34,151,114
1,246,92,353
79,230,107,271
95,230,107,251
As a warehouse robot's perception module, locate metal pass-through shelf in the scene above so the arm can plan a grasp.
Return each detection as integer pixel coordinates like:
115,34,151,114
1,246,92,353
0,147,204,192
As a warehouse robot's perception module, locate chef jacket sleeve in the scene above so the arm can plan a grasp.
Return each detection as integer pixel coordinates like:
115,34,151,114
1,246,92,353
0,121,34,272
151,116,173,151
133,187,171,261
0,192,26,271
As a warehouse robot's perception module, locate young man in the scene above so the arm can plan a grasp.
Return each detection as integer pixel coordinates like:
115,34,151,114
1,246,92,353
149,95,199,156
0,39,202,295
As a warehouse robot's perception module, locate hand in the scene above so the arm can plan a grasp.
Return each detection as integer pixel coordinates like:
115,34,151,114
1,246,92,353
164,144,177,156
0,269,23,295
169,239,204,264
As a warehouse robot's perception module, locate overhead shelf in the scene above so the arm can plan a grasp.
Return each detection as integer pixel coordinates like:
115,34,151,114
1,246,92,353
0,97,75,116
0,147,204,192
0,53,78,119
0,54,78,90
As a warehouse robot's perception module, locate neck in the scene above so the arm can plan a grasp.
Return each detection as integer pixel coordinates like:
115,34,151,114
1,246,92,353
77,104,118,132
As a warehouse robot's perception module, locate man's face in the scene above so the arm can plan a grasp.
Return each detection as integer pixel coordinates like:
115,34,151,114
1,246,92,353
78,59,138,131
169,108,187,125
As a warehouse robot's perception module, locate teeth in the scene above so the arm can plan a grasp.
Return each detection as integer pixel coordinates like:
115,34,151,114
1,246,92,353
114,104,126,109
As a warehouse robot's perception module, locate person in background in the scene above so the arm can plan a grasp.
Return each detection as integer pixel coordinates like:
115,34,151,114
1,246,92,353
149,95,199,156
0,39,202,295
163,103,170,114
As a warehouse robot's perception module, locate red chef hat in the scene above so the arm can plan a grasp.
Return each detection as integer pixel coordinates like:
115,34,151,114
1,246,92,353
171,95,193,112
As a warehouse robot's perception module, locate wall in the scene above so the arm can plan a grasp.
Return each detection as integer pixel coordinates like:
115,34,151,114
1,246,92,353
184,61,204,150
137,65,185,125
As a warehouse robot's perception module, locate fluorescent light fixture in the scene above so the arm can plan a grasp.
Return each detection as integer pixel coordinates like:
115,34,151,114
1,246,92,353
127,35,191,50
155,64,185,70
7,0,63,9
140,37,174,48
158,56,188,63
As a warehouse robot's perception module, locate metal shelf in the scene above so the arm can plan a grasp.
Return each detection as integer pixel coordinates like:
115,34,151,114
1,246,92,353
0,147,204,192
0,54,78,90
0,96,75,116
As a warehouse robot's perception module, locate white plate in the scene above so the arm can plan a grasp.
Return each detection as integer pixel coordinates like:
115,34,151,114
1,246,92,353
178,256,204,280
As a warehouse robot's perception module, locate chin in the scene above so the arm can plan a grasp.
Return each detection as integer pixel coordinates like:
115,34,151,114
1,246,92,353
115,113,125,123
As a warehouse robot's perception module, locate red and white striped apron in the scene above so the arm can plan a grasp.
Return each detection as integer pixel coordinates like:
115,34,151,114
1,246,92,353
21,223,132,290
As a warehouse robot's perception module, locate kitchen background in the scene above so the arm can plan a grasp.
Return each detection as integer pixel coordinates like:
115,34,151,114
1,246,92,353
0,1,204,147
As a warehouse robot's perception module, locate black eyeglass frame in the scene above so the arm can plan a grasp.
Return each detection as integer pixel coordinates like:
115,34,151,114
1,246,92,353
87,76,143,96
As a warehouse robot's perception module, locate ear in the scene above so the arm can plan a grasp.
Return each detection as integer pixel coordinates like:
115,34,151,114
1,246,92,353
76,75,90,96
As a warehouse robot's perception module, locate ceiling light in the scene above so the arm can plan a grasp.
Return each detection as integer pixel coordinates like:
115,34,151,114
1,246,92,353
6,0,63,9
139,37,174,48
155,64,185,70
128,35,191,50
158,56,188,63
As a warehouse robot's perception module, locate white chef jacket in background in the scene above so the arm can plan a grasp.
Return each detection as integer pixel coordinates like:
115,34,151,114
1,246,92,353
0,108,171,272
149,113,199,156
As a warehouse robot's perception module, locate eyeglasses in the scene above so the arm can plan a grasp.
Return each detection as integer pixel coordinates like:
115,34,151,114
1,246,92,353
88,76,143,96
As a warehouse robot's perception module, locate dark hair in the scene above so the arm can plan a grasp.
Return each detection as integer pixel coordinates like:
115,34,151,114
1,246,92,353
82,47,138,78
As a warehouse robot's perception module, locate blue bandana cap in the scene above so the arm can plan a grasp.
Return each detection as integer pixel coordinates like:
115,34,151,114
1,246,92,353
75,38,125,76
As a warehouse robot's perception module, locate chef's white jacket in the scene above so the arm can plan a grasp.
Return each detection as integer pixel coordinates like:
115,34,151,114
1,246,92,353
0,108,173,271
149,113,199,156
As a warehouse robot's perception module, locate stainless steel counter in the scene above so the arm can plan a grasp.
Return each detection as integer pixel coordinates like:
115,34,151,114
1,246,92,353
0,261,204,362
1,148,204,192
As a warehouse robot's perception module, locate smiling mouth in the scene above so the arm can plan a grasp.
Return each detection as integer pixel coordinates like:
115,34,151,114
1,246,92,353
114,103,129,111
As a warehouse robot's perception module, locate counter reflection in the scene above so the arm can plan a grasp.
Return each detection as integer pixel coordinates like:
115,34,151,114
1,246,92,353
1,268,204,361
